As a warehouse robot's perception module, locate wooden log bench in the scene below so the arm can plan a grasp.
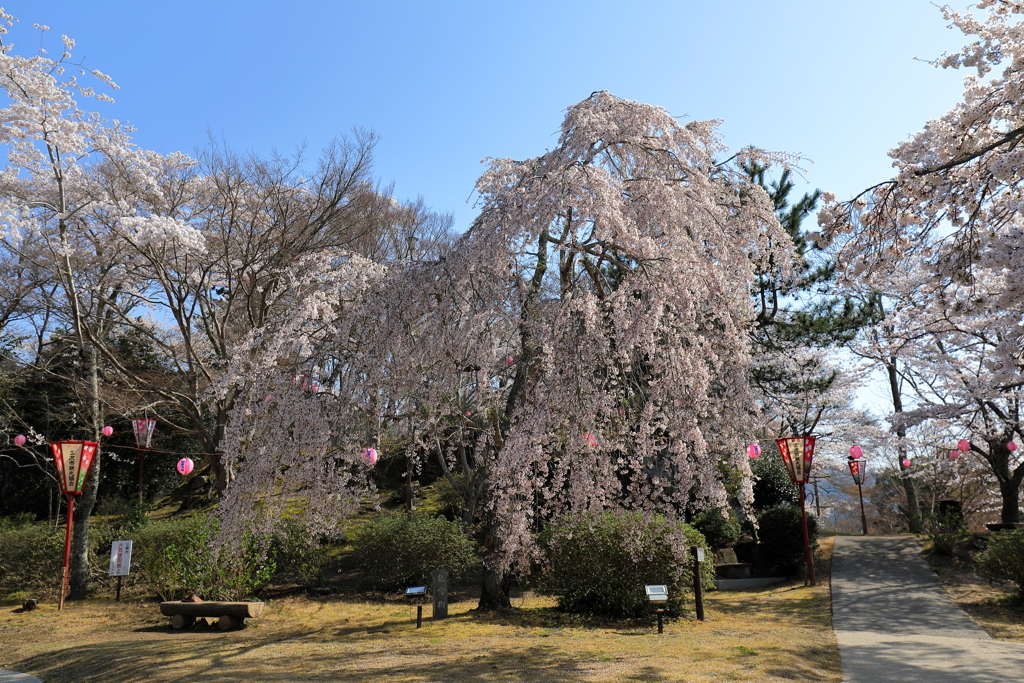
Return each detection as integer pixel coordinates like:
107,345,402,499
159,601,265,631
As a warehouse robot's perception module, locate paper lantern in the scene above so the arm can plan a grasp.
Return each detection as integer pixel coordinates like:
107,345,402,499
950,449,959,460
176,458,194,475
102,426,114,437
362,448,378,466
464,411,471,417
747,443,761,459
14,434,26,446
958,439,970,452
584,433,598,448
850,445,863,459
1008,442,1018,452
775,436,816,484
506,356,514,366
901,458,911,468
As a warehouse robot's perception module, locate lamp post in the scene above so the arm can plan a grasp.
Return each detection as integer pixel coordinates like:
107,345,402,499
848,455,868,535
49,437,100,610
131,419,157,506
775,436,817,586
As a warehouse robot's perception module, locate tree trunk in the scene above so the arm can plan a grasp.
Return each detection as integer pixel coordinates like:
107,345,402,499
69,344,102,600
477,562,511,611
887,359,922,533
998,478,1022,524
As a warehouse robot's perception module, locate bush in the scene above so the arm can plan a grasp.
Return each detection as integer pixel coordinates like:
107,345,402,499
0,524,65,596
926,511,969,556
351,512,479,590
132,514,276,600
269,518,333,586
692,508,741,549
976,528,1024,596
755,504,818,576
542,510,714,619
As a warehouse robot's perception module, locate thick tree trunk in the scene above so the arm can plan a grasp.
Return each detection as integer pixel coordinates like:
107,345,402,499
998,478,1021,524
887,360,922,533
477,562,511,611
69,344,102,600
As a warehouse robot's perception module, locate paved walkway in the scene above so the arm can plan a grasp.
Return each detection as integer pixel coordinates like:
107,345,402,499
832,535,1024,682
0,670,41,683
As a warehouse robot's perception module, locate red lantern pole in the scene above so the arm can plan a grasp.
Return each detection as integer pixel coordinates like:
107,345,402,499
848,457,868,535
59,495,74,611
776,436,816,586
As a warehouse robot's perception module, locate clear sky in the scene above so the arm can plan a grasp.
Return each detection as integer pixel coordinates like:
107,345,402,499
16,0,972,231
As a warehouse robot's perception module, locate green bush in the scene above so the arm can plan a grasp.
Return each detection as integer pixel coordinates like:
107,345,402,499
756,504,818,576
132,514,276,600
751,453,799,510
976,528,1024,596
542,510,714,619
269,518,333,586
0,524,65,596
692,508,741,549
926,511,969,556
351,512,479,590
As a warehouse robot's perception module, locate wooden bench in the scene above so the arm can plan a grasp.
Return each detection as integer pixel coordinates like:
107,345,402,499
159,601,265,631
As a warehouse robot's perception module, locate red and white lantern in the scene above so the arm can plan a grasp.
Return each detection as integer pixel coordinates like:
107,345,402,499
1008,442,1017,452
775,436,816,484
176,458,194,475
131,419,157,449
362,448,378,466
747,443,761,459
850,445,863,459
901,458,911,468
950,449,959,460
102,425,114,437
958,439,970,452
13,434,26,446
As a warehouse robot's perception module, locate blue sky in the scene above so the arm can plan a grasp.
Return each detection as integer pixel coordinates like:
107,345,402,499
21,1,970,231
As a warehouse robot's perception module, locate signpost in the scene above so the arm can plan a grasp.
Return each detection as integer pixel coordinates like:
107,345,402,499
50,438,99,610
776,436,817,586
108,540,133,601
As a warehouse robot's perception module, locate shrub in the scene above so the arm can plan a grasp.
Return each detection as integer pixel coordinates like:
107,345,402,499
926,511,969,556
692,508,741,549
542,510,714,619
0,524,65,596
976,528,1024,596
270,518,333,586
755,504,818,576
351,512,479,590
132,514,276,600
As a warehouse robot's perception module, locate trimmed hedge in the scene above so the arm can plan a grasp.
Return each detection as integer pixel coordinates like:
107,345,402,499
351,512,479,590
542,510,714,618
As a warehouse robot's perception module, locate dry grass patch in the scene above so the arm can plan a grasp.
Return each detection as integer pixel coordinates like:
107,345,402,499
0,542,839,682
923,538,1024,643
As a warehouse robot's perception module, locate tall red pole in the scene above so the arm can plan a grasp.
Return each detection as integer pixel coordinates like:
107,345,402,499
799,482,816,586
59,495,74,610
857,481,868,535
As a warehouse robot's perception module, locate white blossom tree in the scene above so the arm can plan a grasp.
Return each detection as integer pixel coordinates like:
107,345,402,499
217,92,794,608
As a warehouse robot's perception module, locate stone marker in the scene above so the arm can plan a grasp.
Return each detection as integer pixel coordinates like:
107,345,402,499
432,568,448,619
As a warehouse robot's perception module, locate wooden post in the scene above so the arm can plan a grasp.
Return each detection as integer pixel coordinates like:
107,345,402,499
692,547,705,621
116,575,122,602
416,605,423,629
657,609,664,633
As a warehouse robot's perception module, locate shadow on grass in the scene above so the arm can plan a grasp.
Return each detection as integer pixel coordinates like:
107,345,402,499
14,636,606,683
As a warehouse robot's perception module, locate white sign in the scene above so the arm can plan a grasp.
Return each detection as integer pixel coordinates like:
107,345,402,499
109,540,133,576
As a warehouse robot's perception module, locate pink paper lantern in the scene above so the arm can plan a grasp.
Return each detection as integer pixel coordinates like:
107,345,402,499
958,439,970,452
901,458,911,468
747,443,761,459
14,434,26,446
950,449,959,460
102,425,114,437
362,448,378,466
506,356,514,366
584,433,598,448
1008,442,1017,452
464,411,471,417
176,458,194,475
850,445,863,459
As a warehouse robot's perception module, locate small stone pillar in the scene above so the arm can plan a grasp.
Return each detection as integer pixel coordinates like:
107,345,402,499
432,568,448,620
